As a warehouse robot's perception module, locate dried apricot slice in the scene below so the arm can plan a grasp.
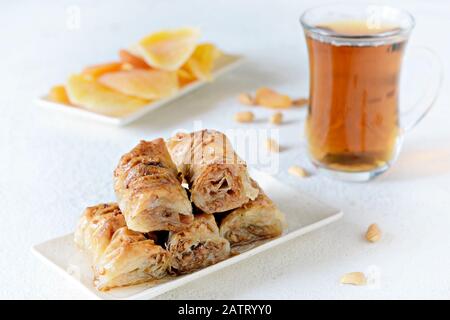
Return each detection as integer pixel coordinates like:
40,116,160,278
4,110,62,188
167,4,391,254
48,85,70,105
98,69,178,100
177,68,196,87
66,74,149,117
119,49,150,69
82,62,123,79
137,27,200,71
183,43,221,80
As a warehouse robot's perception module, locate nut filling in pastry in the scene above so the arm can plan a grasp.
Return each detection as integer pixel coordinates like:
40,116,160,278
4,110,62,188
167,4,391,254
94,227,170,291
114,138,193,232
74,203,171,291
166,129,259,214
219,181,286,247
74,203,126,262
167,214,231,274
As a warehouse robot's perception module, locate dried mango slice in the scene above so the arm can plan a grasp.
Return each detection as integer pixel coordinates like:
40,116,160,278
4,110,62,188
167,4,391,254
98,69,178,100
127,43,143,58
177,68,196,87
255,87,292,109
66,74,149,117
48,85,70,105
137,27,200,71
82,62,123,79
183,43,221,81
119,49,150,69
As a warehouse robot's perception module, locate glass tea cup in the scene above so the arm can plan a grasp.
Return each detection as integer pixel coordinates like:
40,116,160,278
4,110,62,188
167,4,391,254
300,4,442,181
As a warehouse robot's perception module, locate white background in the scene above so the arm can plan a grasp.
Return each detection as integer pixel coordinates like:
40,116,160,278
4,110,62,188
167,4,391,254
1,0,450,299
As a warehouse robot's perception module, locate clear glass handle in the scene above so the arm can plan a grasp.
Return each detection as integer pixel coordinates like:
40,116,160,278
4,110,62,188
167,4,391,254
400,45,443,133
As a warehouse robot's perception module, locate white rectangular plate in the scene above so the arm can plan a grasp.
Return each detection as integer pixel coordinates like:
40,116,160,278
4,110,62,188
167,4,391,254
35,54,243,126
32,170,343,300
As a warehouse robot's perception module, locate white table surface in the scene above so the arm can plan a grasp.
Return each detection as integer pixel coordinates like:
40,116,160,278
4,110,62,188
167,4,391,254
1,0,450,300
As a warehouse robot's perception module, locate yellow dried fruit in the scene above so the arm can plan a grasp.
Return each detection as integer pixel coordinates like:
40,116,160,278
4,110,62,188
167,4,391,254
98,69,179,100
82,62,123,79
340,272,367,286
182,43,221,81
66,74,149,117
137,27,200,71
48,85,70,105
270,112,283,125
121,63,134,71
234,111,254,123
255,87,292,109
365,223,382,243
119,49,151,69
177,68,197,87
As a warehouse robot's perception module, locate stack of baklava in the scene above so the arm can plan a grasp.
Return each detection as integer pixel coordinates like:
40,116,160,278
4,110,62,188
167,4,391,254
74,130,286,291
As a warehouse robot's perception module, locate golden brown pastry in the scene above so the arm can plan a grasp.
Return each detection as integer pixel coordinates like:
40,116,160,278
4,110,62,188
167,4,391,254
114,138,193,232
74,203,126,262
74,203,170,291
94,227,170,291
167,213,230,274
219,182,286,247
166,130,258,214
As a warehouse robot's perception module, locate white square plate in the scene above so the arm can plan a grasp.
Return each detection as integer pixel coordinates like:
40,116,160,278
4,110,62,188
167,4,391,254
32,169,343,300
35,54,243,126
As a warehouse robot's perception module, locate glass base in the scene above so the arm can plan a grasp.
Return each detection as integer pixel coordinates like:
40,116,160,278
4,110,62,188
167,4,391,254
315,163,389,182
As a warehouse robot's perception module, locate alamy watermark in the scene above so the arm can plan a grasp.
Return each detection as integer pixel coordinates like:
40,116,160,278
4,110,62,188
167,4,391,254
365,5,398,30
66,5,81,31
171,121,281,175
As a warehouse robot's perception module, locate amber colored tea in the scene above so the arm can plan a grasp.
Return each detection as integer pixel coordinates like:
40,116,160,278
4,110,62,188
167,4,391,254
306,21,406,172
